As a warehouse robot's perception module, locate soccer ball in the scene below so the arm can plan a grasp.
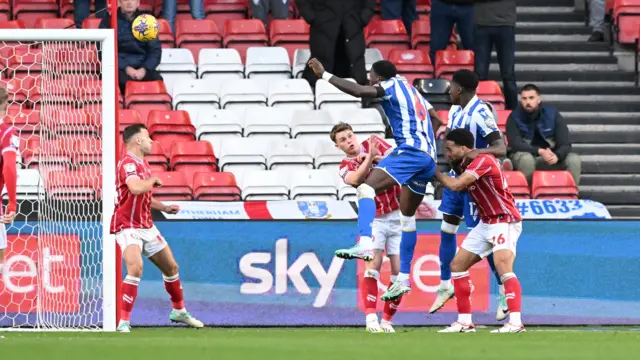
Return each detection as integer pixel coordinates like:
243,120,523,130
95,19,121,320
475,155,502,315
132,14,159,42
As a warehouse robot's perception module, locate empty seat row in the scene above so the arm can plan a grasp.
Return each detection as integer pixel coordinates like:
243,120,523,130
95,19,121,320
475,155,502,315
505,170,579,200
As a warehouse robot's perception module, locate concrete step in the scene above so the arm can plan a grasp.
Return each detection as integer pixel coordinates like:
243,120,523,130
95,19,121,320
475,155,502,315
492,52,618,64
489,63,620,72
516,0,575,6
579,186,640,205
515,34,597,42
581,155,640,174
606,205,640,218
547,100,640,112
516,22,591,35
562,112,640,125
519,82,640,95
581,174,640,186
489,70,634,82
517,9,585,23
573,144,640,156
516,41,609,52
569,125,640,143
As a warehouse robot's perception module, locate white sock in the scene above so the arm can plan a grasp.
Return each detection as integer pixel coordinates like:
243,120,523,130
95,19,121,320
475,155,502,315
509,312,522,326
396,273,409,282
0,263,3,275
440,279,451,290
174,308,187,314
499,284,505,295
359,236,373,249
118,319,129,325
458,314,472,325
366,313,378,323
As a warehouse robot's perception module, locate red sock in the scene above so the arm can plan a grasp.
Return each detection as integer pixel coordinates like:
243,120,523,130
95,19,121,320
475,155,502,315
502,273,522,313
163,273,185,310
453,273,472,316
362,276,378,315
120,275,139,322
382,282,402,321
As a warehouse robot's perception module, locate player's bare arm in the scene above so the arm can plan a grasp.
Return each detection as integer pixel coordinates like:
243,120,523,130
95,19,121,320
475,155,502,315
428,108,443,133
151,198,180,214
308,58,384,98
462,133,506,166
434,171,477,193
126,175,162,195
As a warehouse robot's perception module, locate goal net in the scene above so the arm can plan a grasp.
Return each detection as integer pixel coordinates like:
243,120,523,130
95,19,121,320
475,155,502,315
0,30,116,331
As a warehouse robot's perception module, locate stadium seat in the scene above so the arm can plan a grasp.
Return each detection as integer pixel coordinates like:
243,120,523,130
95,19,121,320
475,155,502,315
7,107,40,134
175,19,222,63
290,109,334,139
195,109,244,142
314,140,346,169
268,79,314,109
223,19,269,62
13,0,58,29
315,79,361,110
46,169,100,200
364,48,384,72
613,0,640,44
245,46,292,80
124,80,172,122
217,138,270,172
338,179,357,201
244,107,294,138
416,0,431,15
328,108,385,138
204,0,247,33
34,17,74,29
477,80,505,110
146,141,169,171
365,20,411,59
495,110,510,132
66,137,101,165
413,78,452,109
292,48,310,78
197,48,244,81
42,107,99,136
411,20,431,50
118,109,144,132
7,47,43,81
13,169,44,201
531,170,579,200
290,169,339,200
435,50,474,78
0,0,9,22
241,170,289,200
388,49,434,85
157,48,198,94
503,170,530,199
267,139,314,170
157,19,176,48
151,171,193,201
270,19,310,64
170,140,217,180
82,18,102,29
0,20,26,29
172,79,221,114
192,171,241,201
147,110,196,154
219,78,269,109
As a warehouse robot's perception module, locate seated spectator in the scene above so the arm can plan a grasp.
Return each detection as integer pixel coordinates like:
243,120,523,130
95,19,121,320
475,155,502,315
429,0,474,64
506,84,581,185
251,0,290,25
100,0,163,94
162,0,205,33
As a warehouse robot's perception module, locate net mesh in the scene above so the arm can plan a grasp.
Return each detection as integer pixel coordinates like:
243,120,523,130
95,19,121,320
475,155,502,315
0,40,105,330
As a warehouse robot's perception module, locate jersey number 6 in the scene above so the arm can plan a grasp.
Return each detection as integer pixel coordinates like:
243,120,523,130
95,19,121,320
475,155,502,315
412,91,427,122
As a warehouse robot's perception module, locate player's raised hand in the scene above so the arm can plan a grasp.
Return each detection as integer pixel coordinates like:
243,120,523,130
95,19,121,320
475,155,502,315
368,136,379,157
3,211,16,224
164,204,180,214
307,58,325,77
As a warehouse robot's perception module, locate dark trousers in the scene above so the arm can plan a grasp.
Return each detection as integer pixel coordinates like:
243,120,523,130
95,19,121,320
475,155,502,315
381,0,417,36
474,25,517,110
429,0,474,64
74,0,107,28
118,69,164,94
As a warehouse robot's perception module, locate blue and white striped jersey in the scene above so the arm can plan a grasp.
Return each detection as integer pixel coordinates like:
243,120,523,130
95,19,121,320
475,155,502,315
447,95,500,149
378,76,437,160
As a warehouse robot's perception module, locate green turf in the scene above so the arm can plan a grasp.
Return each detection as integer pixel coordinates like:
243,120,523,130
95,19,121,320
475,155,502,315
2,327,640,360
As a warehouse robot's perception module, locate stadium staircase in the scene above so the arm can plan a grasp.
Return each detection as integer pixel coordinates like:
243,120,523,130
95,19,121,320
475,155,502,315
498,0,640,218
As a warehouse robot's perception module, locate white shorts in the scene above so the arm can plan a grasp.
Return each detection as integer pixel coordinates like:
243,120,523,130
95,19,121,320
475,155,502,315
115,226,168,258
461,221,522,259
0,223,6,250
372,210,402,255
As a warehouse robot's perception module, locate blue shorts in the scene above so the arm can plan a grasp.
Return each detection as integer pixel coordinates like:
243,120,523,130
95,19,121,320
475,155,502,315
439,172,480,228
376,144,436,195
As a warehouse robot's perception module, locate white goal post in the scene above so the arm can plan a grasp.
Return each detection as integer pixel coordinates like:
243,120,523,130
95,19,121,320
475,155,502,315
0,29,117,331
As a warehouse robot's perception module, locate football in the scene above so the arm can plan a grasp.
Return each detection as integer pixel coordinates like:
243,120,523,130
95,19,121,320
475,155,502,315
131,14,159,42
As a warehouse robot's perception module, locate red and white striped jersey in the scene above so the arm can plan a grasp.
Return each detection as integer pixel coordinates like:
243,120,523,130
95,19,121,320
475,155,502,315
110,152,153,233
464,154,521,224
339,136,401,216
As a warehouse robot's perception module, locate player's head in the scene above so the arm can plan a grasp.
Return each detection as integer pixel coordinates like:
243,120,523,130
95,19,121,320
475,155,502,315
330,122,359,156
123,124,153,155
449,69,479,105
0,85,8,115
520,84,541,113
370,60,398,86
444,128,475,167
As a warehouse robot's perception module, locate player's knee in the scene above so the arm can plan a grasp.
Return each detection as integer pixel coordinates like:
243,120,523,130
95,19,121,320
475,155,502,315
126,261,143,278
400,214,416,232
450,257,468,273
164,262,179,277
440,220,459,235
356,183,375,199
364,269,380,280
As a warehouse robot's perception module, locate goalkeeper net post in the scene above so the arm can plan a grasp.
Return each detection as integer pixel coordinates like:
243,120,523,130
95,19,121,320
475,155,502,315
0,29,117,332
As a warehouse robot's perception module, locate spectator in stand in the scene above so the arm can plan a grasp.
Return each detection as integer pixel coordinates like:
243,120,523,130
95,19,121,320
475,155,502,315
251,0,290,25
473,0,517,110
506,84,582,186
74,0,108,28
162,0,205,33
588,0,605,42
381,0,417,37
296,0,375,87
100,0,163,94
429,0,474,64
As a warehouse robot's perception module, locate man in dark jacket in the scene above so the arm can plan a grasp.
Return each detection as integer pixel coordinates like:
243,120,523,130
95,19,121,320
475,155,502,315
295,0,375,87
100,0,163,94
506,84,582,185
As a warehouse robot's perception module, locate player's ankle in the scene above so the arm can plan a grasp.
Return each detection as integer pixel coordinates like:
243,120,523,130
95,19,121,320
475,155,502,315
509,312,522,326
457,314,472,325
366,313,378,322
440,279,451,290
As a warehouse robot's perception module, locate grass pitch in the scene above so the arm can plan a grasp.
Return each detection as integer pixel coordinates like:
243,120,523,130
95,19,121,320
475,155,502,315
2,327,640,360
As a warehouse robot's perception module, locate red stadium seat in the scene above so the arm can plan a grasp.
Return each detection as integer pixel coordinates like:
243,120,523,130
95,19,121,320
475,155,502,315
82,18,102,29
34,17,75,29
6,47,42,81
47,169,101,200
193,171,241,201
41,108,98,135
495,110,510,132
170,140,217,178
147,141,169,171
0,78,28,103
0,20,26,29
270,19,310,64
118,109,144,132
503,170,530,199
157,19,176,48
223,19,269,62
434,50,474,78
147,110,196,155
613,0,640,44
13,0,59,28
23,136,70,170
388,49,433,85
476,80,505,110
6,107,40,134
176,19,222,63
60,137,102,165
204,0,247,34
531,170,579,200
124,81,172,121
411,20,431,50
151,171,193,200
417,0,431,14
365,20,410,59
30,78,76,105
0,0,8,21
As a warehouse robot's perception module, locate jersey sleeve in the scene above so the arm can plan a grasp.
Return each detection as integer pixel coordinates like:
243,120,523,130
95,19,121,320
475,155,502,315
473,104,500,137
119,158,142,185
0,128,19,154
464,155,494,180
373,136,392,155
447,106,460,130
338,160,359,181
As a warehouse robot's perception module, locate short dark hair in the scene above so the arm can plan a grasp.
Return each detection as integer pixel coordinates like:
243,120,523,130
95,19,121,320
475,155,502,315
451,69,479,92
330,122,353,143
446,128,475,149
371,60,398,80
520,83,540,94
123,124,147,144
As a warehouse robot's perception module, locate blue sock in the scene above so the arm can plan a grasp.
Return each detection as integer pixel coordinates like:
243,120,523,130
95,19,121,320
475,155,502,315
400,229,417,274
356,185,376,239
486,253,502,285
439,231,457,281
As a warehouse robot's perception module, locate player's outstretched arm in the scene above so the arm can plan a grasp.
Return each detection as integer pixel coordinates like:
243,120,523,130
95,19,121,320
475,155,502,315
434,171,476,192
151,198,180,214
308,58,384,98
